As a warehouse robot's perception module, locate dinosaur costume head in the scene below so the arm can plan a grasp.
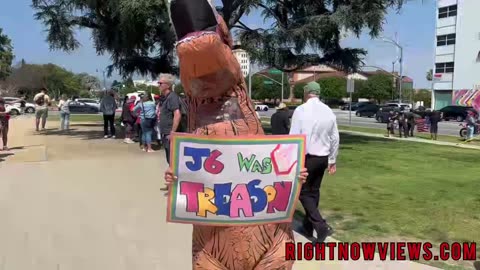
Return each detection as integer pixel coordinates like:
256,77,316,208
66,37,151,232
168,0,263,135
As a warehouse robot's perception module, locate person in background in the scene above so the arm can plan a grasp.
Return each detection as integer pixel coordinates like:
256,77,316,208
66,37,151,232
0,97,10,151
121,96,137,144
155,94,164,147
397,110,408,138
465,110,477,141
100,90,117,139
33,87,51,132
406,110,417,137
133,94,157,153
159,73,182,164
386,110,396,138
429,110,441,140
57,94,71,131
289,81,339,243
134,95,143,148
270,102,290,135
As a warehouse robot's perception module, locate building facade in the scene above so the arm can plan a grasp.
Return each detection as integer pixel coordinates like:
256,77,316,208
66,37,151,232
232,48,250,77
432,0,480,110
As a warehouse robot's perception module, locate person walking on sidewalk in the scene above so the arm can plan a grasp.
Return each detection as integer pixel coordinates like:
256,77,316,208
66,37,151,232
33,87,51,132
270,102,290,135
134,94,157,152
0,97,10,151
57,95,71,131
121,96,137,144
429,110,441,140
289,81,339,243
100,90,117,139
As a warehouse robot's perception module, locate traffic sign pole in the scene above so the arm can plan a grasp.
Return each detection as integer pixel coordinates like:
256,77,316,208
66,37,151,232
347,78,355,126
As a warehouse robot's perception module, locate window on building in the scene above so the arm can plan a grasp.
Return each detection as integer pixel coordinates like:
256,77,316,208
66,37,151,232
476,51,480,63
435,62,455,73
438,5,457,18
436,34,456,46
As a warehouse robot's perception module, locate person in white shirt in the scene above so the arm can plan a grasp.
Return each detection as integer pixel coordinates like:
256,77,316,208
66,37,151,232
289,81,339,243
33,88,52,132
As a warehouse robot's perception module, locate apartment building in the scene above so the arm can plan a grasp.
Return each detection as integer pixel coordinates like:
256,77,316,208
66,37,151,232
432,0,480,110
232,48,250,77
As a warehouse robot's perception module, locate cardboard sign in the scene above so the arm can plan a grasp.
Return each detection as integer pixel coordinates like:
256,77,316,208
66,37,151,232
167,134,306,226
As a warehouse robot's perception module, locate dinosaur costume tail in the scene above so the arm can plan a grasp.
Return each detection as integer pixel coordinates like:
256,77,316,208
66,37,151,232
169,0,295,269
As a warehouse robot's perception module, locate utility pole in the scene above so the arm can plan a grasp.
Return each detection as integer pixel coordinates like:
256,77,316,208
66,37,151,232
382,35,404,102
281,72,284,102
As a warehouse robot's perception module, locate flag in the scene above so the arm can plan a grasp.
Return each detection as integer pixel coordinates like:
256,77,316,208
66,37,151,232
416,119,430,133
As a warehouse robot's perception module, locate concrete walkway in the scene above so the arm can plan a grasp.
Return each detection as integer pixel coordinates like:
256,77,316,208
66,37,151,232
340,130,480,150
0,118,444,270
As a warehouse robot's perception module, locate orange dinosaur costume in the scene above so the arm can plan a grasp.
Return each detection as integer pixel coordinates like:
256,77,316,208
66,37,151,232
169,0,295,269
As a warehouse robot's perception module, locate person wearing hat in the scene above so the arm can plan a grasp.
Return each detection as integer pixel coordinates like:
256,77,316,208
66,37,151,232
270,102,290,135
289,81,339,243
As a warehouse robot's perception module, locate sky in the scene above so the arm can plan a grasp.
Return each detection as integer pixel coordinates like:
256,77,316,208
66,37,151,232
0,0,436,88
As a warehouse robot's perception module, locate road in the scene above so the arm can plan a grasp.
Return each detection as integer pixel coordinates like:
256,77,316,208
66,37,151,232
45,108,463,137
259,108,463,137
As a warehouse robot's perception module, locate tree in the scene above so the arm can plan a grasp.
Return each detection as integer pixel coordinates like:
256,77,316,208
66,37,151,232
77,73,101,91
317,77,347,100
0,28,14,80
414,89,431,107
358,74,393,103
32,0,406,78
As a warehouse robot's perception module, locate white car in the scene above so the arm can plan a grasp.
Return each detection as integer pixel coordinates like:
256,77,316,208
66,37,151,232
385,102,412,111
5,104,21,115
254,102,269,111
3,97,36,113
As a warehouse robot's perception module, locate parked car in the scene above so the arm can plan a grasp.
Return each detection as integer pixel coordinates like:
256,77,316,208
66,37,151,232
68,101,100,114
76,98,100,109
5,104,21,116
355,104,379,117
439,105,476,122
3,97,36,113
385,102,412,111
254,102,269,111
341,102,357,111
352,101,374,111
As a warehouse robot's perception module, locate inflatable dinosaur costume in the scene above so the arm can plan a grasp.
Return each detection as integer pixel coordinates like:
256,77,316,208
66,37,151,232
168,0,295,269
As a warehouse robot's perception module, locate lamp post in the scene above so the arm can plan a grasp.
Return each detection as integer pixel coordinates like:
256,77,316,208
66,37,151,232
382,36,404,102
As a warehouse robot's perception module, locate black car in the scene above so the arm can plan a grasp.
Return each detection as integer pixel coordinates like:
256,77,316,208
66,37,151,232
439,106,476,122
68,101,100,114
341,102,357,111
355,104,379,117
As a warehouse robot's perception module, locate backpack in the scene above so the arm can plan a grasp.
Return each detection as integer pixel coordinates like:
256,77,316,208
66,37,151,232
35,95,45,106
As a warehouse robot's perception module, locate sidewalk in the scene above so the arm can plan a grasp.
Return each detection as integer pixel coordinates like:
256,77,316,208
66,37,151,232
0,118,445,270
340,130,480,150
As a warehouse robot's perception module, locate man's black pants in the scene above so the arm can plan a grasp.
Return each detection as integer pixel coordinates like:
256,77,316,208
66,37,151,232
103,114,116,136
162,134,171,165
299,154,329,235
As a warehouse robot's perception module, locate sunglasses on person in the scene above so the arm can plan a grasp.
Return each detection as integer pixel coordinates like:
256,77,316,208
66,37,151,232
157,81,168,86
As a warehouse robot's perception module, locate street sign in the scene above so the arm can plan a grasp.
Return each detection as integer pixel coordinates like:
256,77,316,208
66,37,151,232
269,69,282,75
347,78,355,93
264,81,274,85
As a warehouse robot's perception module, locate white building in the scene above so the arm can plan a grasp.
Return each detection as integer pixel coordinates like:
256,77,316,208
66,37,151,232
232,48,250,77
432,0,480,110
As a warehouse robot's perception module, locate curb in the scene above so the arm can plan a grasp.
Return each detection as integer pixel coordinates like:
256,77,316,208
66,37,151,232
340,130,480,150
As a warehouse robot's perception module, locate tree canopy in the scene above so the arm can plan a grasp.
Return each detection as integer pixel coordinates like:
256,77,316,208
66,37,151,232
32,0,406,78
357,74,394,103
1,61,100,99
0,28,14,80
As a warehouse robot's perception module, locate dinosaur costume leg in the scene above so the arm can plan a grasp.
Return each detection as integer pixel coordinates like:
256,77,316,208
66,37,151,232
169,0,295,269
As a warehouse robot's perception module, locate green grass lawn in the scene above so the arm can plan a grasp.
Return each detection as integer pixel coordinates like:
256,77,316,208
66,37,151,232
50,114,107,123
262,121,480,269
